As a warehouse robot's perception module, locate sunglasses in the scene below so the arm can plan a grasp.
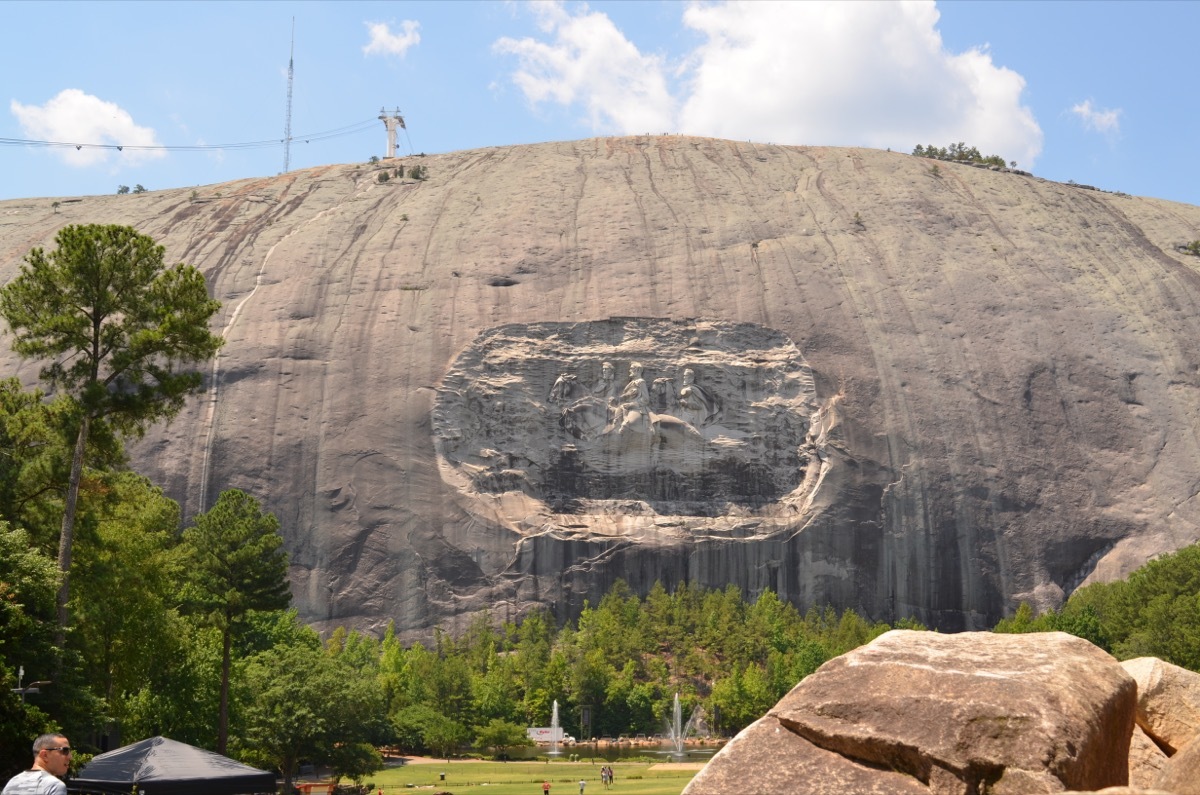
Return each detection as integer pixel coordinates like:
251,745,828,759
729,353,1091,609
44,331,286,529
45,747,72,754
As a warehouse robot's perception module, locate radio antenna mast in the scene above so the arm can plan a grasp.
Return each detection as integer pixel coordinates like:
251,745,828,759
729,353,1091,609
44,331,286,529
283,18,295,173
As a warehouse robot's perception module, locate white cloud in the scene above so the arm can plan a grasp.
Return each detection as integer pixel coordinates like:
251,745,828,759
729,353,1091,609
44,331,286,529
495,0,1043,168
1070,99,1121,135
494,1,677,133
11,89,164,167
363,20,421,58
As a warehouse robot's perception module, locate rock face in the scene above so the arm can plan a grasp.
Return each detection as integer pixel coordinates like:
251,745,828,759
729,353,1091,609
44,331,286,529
2,138,1200,636
685,630,1139,795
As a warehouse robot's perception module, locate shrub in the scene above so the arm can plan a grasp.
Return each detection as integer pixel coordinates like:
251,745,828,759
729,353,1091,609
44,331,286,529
377,171,389,183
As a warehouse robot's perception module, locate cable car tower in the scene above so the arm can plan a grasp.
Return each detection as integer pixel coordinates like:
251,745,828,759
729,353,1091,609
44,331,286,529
379,107,405,159
283,18,295,173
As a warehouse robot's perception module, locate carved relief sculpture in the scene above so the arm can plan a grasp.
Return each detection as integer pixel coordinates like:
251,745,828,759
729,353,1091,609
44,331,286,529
434,318,823,535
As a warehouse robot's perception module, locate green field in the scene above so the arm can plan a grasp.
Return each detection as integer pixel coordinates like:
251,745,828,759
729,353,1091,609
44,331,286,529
365,759,701,795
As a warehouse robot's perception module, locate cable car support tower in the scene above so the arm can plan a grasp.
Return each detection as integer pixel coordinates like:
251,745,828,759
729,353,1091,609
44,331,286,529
379,107,405,158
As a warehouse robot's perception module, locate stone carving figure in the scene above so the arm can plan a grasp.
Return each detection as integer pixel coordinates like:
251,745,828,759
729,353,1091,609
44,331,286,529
612,362,652,436
677,368,719,428
548,372,577,404
650,377,676,413
558,362,617,440
592,361,617,401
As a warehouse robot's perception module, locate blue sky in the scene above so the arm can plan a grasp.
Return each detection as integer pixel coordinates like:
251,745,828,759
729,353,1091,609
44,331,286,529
2,1,1196,207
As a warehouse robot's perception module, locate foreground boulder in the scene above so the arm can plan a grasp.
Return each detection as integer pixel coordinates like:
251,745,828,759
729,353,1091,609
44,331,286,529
1155,735,1200,795
1120,657,1200,754
682,714,929,794
686,630,1137,794
1128,725,1170,790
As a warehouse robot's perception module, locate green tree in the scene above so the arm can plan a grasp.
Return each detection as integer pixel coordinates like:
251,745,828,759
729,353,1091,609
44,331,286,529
392,704,443,753
709,663,774,733
1073,541,1200,669
423,713,469,761
471,649,521,724
0,224,222,635
237,637,336,795
69,473,182,721
991,546,1200,669
993,602,1049,634
429,638,475,723
0,380,66,535
120,620,222,746
474,718,533,760
329,742,383,788
0,522,60,776
180,488,290,753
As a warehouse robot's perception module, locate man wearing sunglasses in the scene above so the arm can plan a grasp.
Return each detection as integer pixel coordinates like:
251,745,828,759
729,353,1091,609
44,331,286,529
2,734,70,795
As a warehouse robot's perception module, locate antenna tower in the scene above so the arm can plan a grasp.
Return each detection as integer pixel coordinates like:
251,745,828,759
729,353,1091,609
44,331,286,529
283,18,295,173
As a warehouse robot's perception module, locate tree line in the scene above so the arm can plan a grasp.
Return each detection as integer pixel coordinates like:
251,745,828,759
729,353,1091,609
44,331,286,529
912,141,1011,169
995,539,1200,671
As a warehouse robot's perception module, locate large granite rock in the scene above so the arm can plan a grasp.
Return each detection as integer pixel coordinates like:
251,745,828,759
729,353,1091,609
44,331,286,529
1156,736,1200,795
686,630,1137,794
1120,657,1200,754
684,714,929,795
3,138,1200,635
1128,725,1170,790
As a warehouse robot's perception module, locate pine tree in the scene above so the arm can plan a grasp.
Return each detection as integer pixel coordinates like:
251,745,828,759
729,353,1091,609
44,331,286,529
180,489,290,753
0,224,222,638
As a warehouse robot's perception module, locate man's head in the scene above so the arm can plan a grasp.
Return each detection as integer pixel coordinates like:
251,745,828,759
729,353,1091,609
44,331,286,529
32,733,71,777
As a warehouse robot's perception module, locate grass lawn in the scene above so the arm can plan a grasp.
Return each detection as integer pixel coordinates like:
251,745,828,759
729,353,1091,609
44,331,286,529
367,759,701,795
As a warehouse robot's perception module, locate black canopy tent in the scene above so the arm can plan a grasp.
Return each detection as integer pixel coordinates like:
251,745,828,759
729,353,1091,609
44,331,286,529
67,736,277,795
